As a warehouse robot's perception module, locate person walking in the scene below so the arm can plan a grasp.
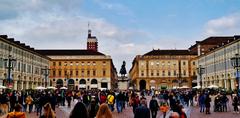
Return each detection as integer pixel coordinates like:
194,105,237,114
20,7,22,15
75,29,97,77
134,98,150,118
116,91,124,113
25,95,33,113
107,92,115,112
149,95,159,118
96,103,113,118
69,102,89,118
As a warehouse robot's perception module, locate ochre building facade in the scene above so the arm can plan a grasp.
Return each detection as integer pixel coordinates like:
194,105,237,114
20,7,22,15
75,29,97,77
129,49,197,90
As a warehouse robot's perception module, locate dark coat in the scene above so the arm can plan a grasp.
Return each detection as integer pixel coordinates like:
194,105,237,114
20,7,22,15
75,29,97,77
134,105,150,118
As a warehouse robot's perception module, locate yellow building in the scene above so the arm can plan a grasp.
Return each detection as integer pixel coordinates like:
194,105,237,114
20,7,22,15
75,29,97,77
0,35,50,90
37,30,117,90
129,49,197,90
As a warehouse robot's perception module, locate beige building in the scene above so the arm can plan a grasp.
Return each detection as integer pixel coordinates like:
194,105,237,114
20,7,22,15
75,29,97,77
0,35,50,90
37,30,118,90
129,49,197,90
197,35,240,90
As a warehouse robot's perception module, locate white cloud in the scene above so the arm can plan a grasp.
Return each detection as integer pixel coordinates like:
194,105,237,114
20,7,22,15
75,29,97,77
204,13,240,36
93,0,133,16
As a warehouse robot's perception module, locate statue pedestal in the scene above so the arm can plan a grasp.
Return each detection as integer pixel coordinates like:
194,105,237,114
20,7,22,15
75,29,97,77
117,76,129,90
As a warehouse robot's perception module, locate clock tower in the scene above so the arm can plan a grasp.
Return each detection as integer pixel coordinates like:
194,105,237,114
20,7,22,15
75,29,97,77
87,29,98,51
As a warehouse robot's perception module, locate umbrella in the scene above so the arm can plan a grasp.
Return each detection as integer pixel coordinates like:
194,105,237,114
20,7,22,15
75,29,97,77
180,86,189,89
0,85,7,89
35,86,46,90
207,85,218,89
192,85,201,89
60,87,68,90
172,86,179,89
47,86,57,89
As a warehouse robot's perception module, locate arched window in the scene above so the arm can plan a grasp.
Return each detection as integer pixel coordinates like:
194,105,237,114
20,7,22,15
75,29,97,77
91,79,98,84
79,79,86,84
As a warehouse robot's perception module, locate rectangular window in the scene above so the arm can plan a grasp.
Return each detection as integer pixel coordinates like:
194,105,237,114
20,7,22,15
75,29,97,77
64,70,67,76
141,71,144,76
81,70,84,77
151,70,154,76
53,70,56,76
70,70,73,76
76,70,79,76
183,61,186,65
93,70,96,76
59,62,61,66
162,71,165,76
53,62,56,66
168,71,171,76
156,71,159,76
174,70,177,76
59,70,62,76
87,70,90,76
103,70,106,76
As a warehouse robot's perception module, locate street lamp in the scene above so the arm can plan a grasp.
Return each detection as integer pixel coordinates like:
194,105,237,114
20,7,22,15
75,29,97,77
231,53,240,95
4,55,16,88
41,66,50,87
197,65,205,89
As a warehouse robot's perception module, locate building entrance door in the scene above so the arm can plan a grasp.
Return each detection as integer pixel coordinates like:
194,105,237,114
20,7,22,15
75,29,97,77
139,80,146,91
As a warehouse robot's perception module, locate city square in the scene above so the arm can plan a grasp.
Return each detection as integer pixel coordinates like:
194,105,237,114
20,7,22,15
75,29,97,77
0,0,240,118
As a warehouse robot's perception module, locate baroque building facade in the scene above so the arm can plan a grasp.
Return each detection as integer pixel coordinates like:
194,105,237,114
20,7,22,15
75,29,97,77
129,49,197,90
0,35,50,90
195,36,240,90
37,30,117,90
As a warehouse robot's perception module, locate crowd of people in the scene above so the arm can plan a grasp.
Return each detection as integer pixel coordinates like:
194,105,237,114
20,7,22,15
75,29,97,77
0,88,239,118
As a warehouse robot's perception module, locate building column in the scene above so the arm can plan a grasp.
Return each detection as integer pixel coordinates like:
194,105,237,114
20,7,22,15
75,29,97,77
21,81,24,90
231,79,235,90
98,80,101,89
14,80,17,90
26,81,29,89
108,82,111,89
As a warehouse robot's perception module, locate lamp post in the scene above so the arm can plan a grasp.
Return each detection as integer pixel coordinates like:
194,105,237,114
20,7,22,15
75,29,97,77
41,66,50,87
231,53,240,96
4,55,16,88
177,73,182,87
197,65,205,89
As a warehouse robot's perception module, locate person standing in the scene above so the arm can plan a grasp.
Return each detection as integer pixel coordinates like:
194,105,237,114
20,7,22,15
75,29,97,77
134,98,150,118
205,94,211,114
198,93,205,113
9,92,17,112
232,94,239,113
107,92,115,112
149,95,159,118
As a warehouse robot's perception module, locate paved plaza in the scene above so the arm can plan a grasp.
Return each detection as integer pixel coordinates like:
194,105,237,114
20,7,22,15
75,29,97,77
1,96,239,118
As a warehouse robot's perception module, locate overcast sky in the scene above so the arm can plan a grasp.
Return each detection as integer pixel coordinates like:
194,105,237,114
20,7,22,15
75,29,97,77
1,0,240,73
